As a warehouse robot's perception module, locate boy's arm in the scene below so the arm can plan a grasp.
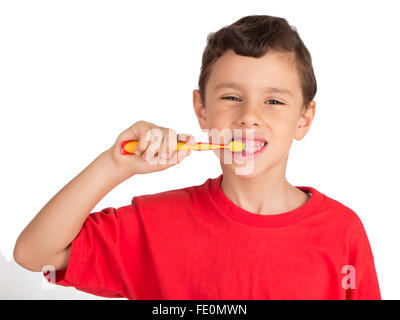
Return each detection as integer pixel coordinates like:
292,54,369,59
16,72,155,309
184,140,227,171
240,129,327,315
13,121,194,273
13,151,129,272
346,214,381,300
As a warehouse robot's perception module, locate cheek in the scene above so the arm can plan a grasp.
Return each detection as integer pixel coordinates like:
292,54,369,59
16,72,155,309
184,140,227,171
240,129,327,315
208,107,234,126
273,122,294,137
268,117,298,146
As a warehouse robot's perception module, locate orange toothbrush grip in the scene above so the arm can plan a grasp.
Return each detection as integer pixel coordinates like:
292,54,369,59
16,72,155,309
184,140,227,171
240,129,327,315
120,140,139,154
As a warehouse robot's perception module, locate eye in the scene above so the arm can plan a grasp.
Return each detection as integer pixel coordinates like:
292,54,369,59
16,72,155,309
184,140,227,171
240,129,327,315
222,96,241,102
266,99,283,105
222,96,283,105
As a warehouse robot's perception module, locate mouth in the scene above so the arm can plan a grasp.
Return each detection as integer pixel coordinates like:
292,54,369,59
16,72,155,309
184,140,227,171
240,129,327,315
229,137,268,159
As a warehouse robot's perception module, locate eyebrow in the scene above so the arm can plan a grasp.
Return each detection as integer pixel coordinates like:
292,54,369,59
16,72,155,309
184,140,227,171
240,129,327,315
214,82,294,97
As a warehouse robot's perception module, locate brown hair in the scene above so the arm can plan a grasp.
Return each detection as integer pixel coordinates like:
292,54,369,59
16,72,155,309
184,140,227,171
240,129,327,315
197,15,317,109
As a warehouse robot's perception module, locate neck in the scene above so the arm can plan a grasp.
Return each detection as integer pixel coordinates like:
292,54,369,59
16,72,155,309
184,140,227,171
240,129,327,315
220,157,309,215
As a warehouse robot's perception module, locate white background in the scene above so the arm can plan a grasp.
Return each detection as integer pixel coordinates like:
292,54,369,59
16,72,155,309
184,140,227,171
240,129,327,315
1,0,399,299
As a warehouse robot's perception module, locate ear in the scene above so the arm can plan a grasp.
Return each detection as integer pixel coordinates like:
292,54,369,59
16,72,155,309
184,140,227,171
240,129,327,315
294,100,316,141
193,89,208,130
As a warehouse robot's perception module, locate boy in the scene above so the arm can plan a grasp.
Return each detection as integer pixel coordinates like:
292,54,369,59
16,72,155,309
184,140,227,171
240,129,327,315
13,15,381,299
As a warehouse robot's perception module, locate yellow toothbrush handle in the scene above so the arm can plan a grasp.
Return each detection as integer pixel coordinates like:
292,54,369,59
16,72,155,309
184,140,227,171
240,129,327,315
120,140,225,154
188,143,226,151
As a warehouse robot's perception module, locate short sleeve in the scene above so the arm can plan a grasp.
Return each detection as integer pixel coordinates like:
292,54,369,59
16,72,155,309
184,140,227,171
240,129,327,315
42,202,143,299
345,215,381,300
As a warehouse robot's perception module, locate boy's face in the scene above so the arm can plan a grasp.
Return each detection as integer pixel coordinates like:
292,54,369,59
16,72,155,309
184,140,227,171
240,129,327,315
193,49,315,177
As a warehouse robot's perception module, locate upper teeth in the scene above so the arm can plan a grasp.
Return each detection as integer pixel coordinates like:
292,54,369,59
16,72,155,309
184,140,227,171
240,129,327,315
234,140,266,152
248,141,266,152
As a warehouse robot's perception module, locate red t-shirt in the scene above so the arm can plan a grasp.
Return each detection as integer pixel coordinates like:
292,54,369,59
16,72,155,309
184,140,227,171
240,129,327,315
43,174,381,299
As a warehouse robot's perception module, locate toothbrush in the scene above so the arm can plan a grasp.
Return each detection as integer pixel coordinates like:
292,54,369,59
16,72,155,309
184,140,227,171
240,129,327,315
120,140,246,155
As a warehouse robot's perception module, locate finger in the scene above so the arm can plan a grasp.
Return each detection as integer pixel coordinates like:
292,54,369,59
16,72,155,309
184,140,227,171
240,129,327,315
177,133,196,146
143,128,164,163
177,133,190,143
159,128,177,164
176,149,191,163
167,133,194,163
168,133,185,163
133,122,153,155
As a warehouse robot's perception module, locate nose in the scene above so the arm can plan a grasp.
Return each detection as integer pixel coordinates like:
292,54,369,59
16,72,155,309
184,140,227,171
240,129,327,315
236,105,262,128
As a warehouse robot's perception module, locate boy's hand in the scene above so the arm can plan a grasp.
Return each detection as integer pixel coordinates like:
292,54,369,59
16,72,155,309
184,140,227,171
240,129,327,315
106,120,195,176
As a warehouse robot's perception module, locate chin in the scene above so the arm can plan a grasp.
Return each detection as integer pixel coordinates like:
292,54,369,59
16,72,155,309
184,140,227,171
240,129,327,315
220,160,267,178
